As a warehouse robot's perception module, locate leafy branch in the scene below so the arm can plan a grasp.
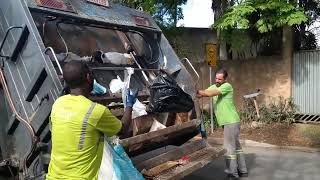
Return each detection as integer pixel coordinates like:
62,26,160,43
213,0,309,54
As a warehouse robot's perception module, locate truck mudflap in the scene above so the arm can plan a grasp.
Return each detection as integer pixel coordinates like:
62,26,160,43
132,138,225,180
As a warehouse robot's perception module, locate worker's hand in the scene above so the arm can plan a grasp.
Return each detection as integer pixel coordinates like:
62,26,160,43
196,90,202,98
126,89,138,108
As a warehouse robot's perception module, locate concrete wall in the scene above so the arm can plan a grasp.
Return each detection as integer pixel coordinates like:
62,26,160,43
192,56,292,110
167,27,228,61
171,28,292,111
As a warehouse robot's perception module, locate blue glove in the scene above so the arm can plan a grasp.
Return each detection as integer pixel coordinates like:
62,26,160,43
126,89,138,108
91,79,107,95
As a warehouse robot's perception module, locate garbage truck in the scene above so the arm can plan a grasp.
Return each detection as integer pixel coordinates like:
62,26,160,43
0,0,224,179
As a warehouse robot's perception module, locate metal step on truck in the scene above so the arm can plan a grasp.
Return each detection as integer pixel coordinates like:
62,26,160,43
0,0,224,179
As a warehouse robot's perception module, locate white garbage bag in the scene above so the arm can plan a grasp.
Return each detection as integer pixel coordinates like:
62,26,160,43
98,137,144,180
149,119,166,132
109,69,147,119
101,52,133,65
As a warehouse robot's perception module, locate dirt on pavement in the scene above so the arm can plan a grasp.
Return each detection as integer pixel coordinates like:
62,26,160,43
210,123,320,148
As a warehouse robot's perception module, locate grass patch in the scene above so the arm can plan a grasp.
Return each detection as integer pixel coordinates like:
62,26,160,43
296,124,320,147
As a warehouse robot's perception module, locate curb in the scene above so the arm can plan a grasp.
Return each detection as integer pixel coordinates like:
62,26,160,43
207,137,320,153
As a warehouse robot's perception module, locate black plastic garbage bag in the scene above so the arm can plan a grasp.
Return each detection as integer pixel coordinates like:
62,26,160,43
148,71,194,113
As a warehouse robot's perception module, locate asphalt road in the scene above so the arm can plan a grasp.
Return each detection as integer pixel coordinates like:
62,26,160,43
183,146,320,180
1,145,319,180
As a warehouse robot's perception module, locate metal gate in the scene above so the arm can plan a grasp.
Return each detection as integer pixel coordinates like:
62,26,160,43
293,50,320,123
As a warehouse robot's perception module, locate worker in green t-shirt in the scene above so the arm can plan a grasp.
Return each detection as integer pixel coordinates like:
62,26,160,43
197,69,248,180
46,61,137,180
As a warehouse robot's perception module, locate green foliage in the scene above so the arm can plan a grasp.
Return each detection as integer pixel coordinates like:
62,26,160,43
215,3,256,30
112,0,187,27
240,96,297,124
220,29,252,54
294,31,317,50
201,110,219,130
292,0,320,50
215,0,308,33
240,98,259,123
214,0,309,53
259,97,297,124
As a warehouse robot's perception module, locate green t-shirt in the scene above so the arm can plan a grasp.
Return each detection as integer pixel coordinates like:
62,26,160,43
46,95,122,180
207,83,240,126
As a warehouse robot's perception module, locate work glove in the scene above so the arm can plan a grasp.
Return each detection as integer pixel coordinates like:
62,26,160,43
126,89,138,108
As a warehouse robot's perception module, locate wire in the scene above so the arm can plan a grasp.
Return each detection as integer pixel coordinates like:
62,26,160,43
32,158,40,177
56,22,69,61
0,69,35,137
7,165,14,179
0,67,37,174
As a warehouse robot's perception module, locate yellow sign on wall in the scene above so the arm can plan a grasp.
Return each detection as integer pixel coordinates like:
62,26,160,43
205,43,217,67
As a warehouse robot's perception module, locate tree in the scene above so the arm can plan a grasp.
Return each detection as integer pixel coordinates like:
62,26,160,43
112,0,187,27
216,0,308,33
212,0,316,58
293,0,320,50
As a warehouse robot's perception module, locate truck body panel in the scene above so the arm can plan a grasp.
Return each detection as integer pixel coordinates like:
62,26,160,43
0,0,221,179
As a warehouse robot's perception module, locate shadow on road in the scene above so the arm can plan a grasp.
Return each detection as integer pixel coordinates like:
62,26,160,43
183,153,257,180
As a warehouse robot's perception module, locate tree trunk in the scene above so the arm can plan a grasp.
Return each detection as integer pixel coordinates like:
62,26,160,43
174,5,178,26
282,25,293,99
213,0,228,60
282,25,293,62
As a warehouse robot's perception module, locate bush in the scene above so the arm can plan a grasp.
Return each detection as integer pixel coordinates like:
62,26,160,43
239,98,258,123
240,96,297,124
200,110,219,131
260,97,297,124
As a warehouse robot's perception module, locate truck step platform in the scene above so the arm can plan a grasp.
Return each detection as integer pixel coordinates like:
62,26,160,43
132,139,225,180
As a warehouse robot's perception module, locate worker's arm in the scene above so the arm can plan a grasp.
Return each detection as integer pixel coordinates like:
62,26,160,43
93,108,122,137
118,107,133,138
197,83,232,98
118,89,138,138
197,89,221,97
93,89,137,138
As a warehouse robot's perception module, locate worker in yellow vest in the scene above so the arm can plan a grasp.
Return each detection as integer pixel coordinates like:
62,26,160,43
46,61,137,180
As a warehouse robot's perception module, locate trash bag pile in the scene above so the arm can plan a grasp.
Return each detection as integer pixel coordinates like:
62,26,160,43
148,71,194,113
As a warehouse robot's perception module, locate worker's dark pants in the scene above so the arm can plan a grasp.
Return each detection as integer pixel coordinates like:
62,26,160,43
223,122,247,176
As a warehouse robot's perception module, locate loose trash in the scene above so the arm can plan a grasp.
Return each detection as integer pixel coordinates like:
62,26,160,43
109,76,125,93
93,51,134,65
109,69,147,119
56,52,92,62
91,79,107,95
149,119,166,132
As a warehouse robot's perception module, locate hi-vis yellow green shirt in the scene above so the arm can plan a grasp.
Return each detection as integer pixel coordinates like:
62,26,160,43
46,95,122,180
207,83,240,126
